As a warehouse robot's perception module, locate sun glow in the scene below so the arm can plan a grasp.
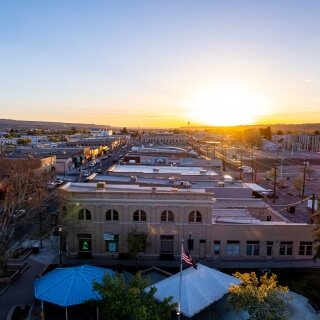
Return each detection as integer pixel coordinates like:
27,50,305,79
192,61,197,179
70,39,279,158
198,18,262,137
184,85,271,126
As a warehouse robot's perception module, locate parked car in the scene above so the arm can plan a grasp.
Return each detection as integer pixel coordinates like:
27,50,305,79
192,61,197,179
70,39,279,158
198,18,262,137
13,209,26,218
56,180,63,185
84,172,90,177
95,159,100,164
89,162,95,167
97,169,102,174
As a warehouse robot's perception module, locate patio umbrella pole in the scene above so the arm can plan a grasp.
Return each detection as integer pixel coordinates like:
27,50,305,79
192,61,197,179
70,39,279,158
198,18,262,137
65,306,68,320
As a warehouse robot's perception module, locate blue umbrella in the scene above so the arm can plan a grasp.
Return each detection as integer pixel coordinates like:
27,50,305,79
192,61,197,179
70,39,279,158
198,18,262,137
34,264,113,319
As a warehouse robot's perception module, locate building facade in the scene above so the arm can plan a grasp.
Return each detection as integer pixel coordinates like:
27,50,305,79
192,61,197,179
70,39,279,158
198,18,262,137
58,182,315,263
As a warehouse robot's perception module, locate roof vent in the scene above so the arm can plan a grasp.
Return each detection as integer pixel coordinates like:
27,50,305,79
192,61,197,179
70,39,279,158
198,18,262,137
200,170,207,174
153,168,160,172
171,188,178,192
97,182,105,189
169,177,175,184
131,176,137,182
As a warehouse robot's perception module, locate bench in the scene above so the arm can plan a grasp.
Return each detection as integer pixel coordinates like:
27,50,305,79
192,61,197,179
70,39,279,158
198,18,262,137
308,299,320,314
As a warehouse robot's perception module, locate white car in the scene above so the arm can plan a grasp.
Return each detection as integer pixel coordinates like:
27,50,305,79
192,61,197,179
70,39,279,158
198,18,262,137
89,162,95,167
84,172,89,177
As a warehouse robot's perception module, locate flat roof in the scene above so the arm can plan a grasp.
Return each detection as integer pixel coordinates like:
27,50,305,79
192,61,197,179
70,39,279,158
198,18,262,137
61,182,208,193
244,183,272,194
111,164,218,176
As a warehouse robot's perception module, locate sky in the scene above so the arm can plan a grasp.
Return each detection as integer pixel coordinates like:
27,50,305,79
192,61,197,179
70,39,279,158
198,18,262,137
1,1,320,128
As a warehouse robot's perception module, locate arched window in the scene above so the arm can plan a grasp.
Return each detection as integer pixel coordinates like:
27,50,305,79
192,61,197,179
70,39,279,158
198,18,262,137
189,211,202,223
133,210,146,222
79,209,91,221
106,209,119,221
161,210,174,222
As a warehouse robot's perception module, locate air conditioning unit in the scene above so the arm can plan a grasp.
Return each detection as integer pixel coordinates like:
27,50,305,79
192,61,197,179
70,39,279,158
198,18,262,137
97,182,105,189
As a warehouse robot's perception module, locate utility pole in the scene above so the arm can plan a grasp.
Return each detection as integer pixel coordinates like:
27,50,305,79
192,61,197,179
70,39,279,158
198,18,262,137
302,158,309,202
273,162,277,204
251,148,254,183
239,148,243,181
311,194,315,224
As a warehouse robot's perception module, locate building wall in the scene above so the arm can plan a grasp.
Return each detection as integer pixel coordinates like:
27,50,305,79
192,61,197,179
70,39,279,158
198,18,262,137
58,184,314,262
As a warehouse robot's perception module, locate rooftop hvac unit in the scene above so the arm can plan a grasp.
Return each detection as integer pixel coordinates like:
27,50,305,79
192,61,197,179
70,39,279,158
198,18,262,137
169,177,175,184
131,176,137,182
217,182,225,187
171,188,178,192
97,182,105,189
200,170,207,174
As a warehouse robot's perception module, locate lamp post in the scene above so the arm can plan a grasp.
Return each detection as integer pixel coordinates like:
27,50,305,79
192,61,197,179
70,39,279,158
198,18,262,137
59,227,62,266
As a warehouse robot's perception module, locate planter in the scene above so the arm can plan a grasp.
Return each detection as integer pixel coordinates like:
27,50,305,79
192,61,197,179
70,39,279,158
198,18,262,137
0,269,20,285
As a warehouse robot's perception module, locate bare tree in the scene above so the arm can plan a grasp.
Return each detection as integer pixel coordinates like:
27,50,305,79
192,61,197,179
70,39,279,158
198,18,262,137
0,158,54,275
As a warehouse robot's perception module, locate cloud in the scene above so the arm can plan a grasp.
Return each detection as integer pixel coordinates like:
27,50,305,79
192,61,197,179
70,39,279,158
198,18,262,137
304,78,315,83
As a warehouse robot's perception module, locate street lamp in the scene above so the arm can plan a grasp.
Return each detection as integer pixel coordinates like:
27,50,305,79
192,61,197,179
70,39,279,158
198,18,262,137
59,227,62,266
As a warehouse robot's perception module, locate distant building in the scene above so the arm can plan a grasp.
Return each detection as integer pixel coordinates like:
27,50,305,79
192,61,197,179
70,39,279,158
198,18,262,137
141,133,187,145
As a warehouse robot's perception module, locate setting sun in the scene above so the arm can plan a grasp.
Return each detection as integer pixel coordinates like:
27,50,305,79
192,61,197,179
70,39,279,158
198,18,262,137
183,85,271,126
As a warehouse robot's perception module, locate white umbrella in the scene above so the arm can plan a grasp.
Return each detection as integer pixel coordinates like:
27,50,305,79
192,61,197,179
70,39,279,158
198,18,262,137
152,263,240,318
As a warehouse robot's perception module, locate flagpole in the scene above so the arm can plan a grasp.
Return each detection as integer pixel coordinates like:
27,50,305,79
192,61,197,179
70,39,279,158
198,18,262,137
178,240,183,320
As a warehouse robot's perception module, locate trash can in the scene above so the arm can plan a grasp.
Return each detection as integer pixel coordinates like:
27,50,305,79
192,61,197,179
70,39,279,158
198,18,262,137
32,245,39,254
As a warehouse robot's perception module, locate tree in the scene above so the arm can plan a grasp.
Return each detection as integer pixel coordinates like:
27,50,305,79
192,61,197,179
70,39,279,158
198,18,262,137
291,175,304,196
126,227,150,266
228,272,293,320
259,127,272,141
50,136,59,142
265,168,280,181
0,158,54,276
16,138,32,145
242,129,262,148
306,165,316,181
91,272,177,320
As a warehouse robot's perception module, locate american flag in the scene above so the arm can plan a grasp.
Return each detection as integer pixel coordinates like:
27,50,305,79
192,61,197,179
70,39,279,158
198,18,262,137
182,245,197,270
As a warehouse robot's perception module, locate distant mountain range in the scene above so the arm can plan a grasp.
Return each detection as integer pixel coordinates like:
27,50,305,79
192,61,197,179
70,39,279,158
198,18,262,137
0,118,319,133
0,119,112,131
